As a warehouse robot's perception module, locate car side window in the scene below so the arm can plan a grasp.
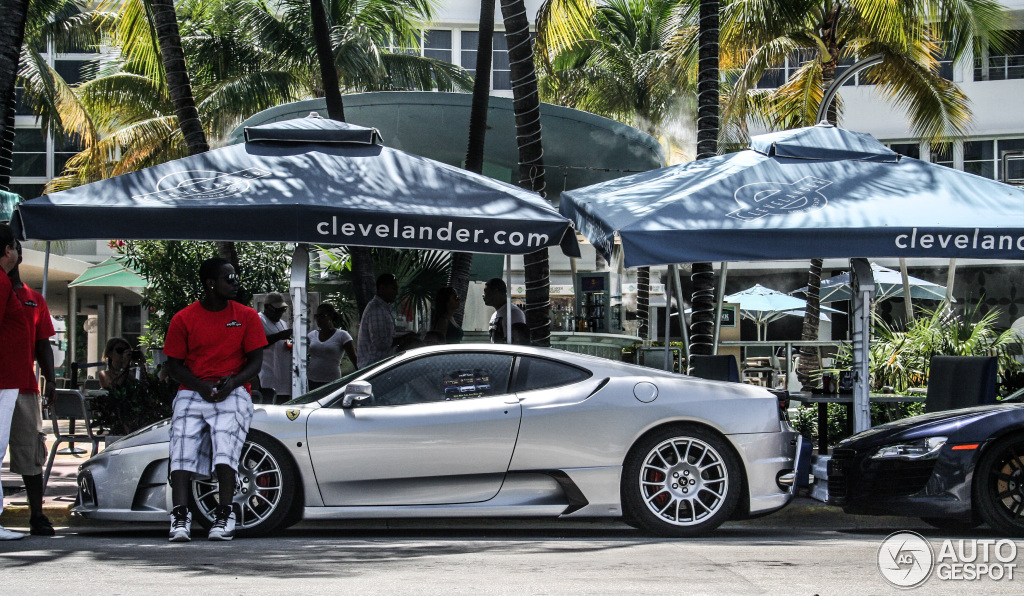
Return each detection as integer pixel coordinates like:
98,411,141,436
513,356,592,392
366,353,514,406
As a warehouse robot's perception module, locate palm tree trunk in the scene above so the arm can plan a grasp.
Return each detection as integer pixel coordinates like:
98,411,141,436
309,0,375,313
150,0,208,156
499,0,551,346
637,267,650,339
689,0,720,357
149,0,245,272
797,16,841,387
451,0,497,327
0,0,30,189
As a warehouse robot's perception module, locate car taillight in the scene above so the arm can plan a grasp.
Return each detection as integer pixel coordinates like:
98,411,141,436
767,389,789,418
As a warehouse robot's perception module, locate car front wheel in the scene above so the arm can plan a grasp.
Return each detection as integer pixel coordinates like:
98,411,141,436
622,425,741,537
975,433,1024,537
190,430,299,537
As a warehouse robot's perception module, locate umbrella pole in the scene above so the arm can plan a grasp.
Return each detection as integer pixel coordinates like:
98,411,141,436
505,254,512,345
290,244,309,398
664,267,673,371
711,263,728,355
671,265,689,359
899,258,913,322
946,259,957,304
42,241,51,299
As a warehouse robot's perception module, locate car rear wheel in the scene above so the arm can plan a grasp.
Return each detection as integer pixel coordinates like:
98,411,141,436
975,434,1024,537
189,430,299,537
622,425,741,537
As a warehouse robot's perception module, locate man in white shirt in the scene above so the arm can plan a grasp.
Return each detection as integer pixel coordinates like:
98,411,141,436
258,292,292,400
358,274,401,367
483,278,527,344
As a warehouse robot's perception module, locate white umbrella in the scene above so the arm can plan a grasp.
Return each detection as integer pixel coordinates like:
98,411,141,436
795,263,948,303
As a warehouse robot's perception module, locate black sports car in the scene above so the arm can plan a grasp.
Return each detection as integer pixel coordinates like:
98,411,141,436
827,401,1024,535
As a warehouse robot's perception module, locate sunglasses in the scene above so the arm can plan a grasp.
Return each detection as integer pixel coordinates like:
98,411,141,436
270,303,288,312
220,273,239,283
113,346,130,355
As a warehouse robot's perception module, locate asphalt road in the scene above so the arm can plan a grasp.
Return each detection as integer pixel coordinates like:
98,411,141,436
2,513,1021,595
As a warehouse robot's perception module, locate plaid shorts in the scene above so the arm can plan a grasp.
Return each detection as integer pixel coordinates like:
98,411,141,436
169,387,253,476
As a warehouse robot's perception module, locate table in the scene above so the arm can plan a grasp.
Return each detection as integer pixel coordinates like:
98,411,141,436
789,392,926,454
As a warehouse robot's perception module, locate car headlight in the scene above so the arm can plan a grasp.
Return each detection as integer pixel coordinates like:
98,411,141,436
871,436,947,460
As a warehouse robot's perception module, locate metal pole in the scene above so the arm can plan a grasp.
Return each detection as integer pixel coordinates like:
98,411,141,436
42,241,51,299
505,254,512,344
663,267,673,371
899,258,914,322
671,265,689,358
816,55,884,124
711,262,728,355
945,259,957,304
290,244,309,398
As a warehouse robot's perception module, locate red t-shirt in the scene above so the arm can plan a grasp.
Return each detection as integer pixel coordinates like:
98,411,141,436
0,274,35,391
14,285,56,393
163,300,267,388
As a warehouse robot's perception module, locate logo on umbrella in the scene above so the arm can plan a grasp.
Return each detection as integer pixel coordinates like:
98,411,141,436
727,176,832,221
132,169,271,202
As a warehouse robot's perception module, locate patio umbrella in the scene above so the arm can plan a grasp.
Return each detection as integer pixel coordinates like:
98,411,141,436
560,122,1024,267
793,263,948,303
722,284,840,340
68,257,147,289
560,122,1024,434
12,116,580,258
13,115,581,396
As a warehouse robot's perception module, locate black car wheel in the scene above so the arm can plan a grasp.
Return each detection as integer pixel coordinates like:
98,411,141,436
920,517,981,532
190,430,299,537
975,434,1024,537
622,425,741,537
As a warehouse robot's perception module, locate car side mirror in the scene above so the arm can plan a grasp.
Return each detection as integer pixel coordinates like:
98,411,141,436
342,380,372,408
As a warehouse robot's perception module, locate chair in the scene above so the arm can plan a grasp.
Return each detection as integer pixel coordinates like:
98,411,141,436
925,356,998,413
689,355,740,383
742,346,782,388
43,389,104,489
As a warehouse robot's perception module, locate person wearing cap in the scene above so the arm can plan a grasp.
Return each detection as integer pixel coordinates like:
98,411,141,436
258,291,292,401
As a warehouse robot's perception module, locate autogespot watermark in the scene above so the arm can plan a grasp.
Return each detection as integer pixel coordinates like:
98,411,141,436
877,531,1018,588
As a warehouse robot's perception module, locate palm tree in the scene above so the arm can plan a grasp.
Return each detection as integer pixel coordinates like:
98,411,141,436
0,0,84,189
688,0,719,358
498,0,554,346
721,0,1008,385
536,0,700,350
0,0,32,190
450,0,498,328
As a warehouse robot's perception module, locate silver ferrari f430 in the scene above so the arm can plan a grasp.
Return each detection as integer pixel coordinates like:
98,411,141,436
74,344,803,537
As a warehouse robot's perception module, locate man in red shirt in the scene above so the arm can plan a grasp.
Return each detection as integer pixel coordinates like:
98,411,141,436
0,223,34,541
163,258,266,542
7,240,57,536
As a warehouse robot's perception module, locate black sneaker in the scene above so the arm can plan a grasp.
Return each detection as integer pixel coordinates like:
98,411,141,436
208,505,236,541
29,514,55,536
168,505,192,542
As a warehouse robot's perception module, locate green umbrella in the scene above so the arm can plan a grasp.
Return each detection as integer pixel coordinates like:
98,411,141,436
69,257,148,288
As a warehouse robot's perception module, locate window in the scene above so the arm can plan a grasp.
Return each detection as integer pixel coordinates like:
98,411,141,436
8,184,44,201
54,59,96,86
998,138,1024,183
423,29,452,63
54,132,85,175
461,31,512,91
975,30,1024,81
513,357,592,392
887,143,920,159
964,140,995,179
12,129,46,177
755,51,813,89
930,142,954,168
367,353,514,406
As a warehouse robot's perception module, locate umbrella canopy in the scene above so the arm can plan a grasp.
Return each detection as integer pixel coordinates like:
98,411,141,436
794,263,948,303
721,284,840,340
68,257,147,289
13,116,580,258
560,123,1024,268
